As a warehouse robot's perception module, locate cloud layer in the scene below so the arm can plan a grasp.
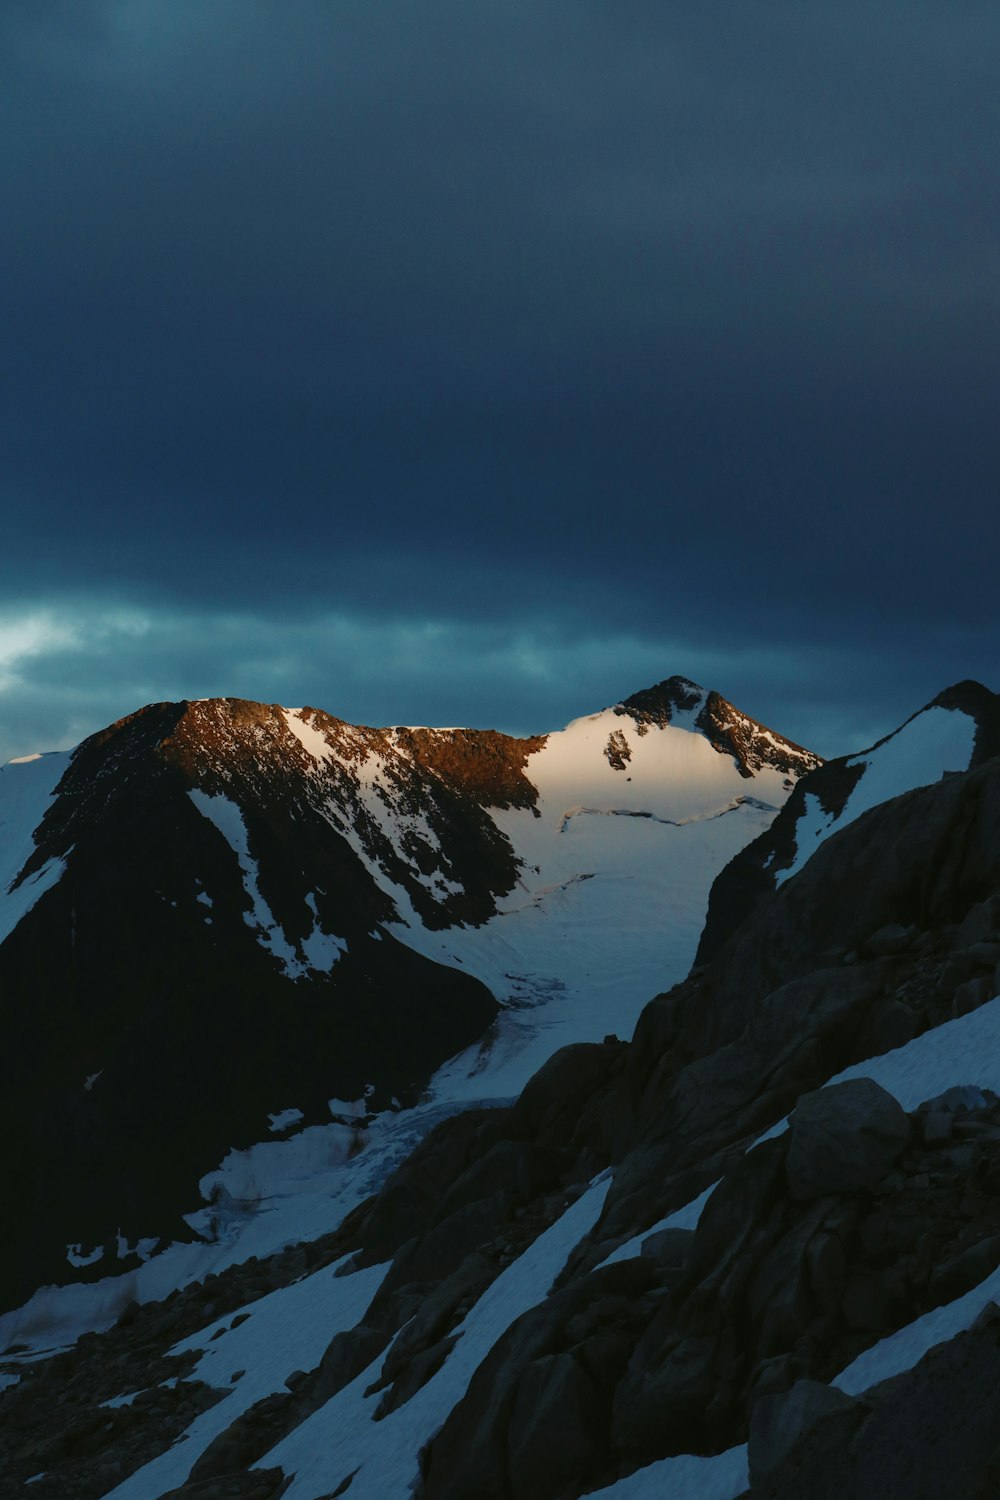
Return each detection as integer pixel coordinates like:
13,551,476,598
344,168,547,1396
2,2,996,758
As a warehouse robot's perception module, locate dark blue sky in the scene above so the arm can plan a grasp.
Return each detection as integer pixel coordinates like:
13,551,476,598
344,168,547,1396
2,1,997,760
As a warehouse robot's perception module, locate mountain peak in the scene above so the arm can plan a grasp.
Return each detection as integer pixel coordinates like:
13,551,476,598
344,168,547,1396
615,676,822,781
617,674,707,724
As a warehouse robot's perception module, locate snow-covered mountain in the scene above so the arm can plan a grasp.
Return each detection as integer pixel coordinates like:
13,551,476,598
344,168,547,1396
5,677,1000,1500
0,676,817,1315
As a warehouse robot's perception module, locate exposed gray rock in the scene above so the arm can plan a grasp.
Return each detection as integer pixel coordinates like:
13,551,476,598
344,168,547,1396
955,896,1000,947
922,1084,989,1116
921,1111,952,1145
786,1080,911,1201
865,923,918,956
966,941,1000,966
751,1315,1000,1499
749,1378,864,1487
928,1234,1000,1305
419,1259,657,1500
639,1228,694,1271
970,1299,1000,1332
310,1322,388,1408
377,1253,495,1396
505,1352,606,1499
862,999,918,1055
954,976,993,1017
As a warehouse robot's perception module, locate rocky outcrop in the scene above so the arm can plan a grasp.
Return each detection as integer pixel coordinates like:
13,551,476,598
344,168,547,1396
616,676,821,780
785,1081,912,1200
697,680,1000,965
748,1309,1000,1500
748,1379,865,1490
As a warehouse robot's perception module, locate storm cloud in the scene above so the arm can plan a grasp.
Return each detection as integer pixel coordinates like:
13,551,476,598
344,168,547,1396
2,1,997,758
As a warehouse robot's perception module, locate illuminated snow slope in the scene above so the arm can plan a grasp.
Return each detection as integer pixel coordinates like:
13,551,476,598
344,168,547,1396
318,700,801,1101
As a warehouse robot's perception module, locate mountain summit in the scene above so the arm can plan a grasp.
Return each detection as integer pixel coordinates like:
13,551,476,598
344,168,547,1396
0,677,815,1310
616,675,819,780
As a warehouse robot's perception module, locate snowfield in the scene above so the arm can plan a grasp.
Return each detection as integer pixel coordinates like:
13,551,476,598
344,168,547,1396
347,703,799,1101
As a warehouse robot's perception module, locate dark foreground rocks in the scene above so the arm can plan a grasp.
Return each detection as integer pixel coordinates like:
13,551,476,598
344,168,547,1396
746,1306,1000,1500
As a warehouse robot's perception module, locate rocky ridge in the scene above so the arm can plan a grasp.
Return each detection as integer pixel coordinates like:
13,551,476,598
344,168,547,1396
697,678,1000,966
3,681,999,1498
0,678,813,1317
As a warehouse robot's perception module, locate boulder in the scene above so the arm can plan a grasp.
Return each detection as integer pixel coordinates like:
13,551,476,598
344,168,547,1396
922,1084,989,1116
639,1227,694,1271
953,977,993,1018
505,1352,606,1499
921,1111,952,1145
955,897,1000,948
786,1080,911,1201
865,923,918,957
749,1378,864,1487
310,1323,388,1407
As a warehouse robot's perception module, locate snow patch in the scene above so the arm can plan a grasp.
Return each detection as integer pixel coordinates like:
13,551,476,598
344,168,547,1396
588,1445,748,1498
115,1232,158,1263
829,992,1000,1112
187,791,349,975
835,1260,1000,1397
103,1258,387,1500
301,892,348,970
66,1243,104,1269
259,1174,613,1499
283,708,334,764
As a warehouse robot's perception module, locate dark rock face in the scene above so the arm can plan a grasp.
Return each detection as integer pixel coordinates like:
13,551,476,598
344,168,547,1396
749,1315,1000,1500
785,1081,912,1201
697,679,1000,966
748,1378,864,1488
419,1260,659,1500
